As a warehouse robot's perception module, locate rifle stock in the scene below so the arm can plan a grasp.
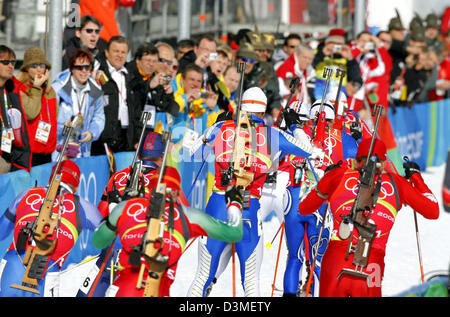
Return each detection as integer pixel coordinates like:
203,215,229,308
11,116,79,294
133,131,171,297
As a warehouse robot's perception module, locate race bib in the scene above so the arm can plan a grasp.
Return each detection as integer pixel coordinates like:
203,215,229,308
35,121,51,144
79,264,100,295
1,128,13,153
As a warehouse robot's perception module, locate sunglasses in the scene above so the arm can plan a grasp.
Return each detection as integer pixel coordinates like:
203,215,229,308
159,58,173,65
30,63,47,69
72,64,92,71
0,60,16,66
84,28,101,34
240,57,255,64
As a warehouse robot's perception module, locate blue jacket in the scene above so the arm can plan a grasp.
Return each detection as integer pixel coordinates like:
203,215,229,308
52,70,105,158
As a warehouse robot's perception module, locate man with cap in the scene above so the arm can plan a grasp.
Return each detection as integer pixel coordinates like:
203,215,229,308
0,159,103,296
312,28,363,102
424,13,443,54
97,131,168,218
298,138,439,297
13,47,57,167
280,97,357,296
0,45,31,174
92,166,245,297
186,87,324,297
236,42,281,123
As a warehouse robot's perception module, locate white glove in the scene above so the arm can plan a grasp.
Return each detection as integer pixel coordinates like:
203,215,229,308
227,204,242,227
309,146,325,167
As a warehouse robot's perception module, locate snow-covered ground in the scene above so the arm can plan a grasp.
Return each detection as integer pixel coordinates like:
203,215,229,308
171,164,450,297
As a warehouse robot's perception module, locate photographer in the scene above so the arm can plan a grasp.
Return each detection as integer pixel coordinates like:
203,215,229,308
312,28,363,103
351,31,390,113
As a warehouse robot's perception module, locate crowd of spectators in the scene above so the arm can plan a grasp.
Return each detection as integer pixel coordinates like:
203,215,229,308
0,9,449,175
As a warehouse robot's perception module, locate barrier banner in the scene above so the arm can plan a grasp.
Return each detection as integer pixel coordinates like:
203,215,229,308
388,98,450,171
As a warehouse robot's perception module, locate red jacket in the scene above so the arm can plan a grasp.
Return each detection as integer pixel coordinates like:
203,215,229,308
13,77,58,155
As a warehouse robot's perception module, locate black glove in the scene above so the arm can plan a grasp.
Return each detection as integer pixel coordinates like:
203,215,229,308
225,185,243,210
325,160,343,173
283,109,301,128
107,180,123,203
215,111,233,123
349,122,362,141
403,161,421,179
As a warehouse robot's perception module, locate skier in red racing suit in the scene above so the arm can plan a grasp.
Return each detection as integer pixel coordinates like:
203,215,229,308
298,137,439,297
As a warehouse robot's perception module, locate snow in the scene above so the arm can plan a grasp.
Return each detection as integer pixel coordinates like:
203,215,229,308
171,164,450,297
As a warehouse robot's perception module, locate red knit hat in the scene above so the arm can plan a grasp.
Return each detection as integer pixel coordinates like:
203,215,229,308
355,138,387,161
50,159,81,189
149,166,181,191
326,28,346,44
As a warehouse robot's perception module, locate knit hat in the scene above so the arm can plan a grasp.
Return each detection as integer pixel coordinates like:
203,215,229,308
309,99,335,120
148,166,181,191
325,28,346,44
241,87,267,113
50,159,81,189
355,138,387,161
20,46,51,71
236,42,259,62
139,131,166,158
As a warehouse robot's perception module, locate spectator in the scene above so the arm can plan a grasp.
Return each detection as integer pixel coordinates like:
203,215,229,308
351,31,390,113
236,42,281,122
62,15,107,71
143,42,180,133
52,49,105,159
178,35,217,76
312,28,363,102
424,13,443,55
417,48,440,102
273,33,302,67
434,30,450,100
387,15,408,83
172,63,218,143
176,39,195,60
276,43,316,106
207,46,231,113
13,46,58,166
260,32,278,65
91,35,137,155
221,64,242,114
0,45,31,173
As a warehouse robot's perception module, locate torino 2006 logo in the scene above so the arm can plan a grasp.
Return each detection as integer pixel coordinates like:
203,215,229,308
25,193,75,214
126,201,180,223
344,176,394,200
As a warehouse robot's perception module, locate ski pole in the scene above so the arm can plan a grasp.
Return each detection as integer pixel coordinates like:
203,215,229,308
265,221,285,249
413,210,425,283
232,243,236,297
88,241,115,297
271,222,285,297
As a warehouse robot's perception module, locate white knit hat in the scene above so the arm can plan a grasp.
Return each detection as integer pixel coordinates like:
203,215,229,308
241,87,267,113
309,99,335,120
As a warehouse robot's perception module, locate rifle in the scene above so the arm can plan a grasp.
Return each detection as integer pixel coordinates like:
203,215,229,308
11,116,79,294
220,62,255,207
122,111,152,200
312,67,334,148
337,104,384,281
130,130,171,297
331,68,346,131
275,77,301,130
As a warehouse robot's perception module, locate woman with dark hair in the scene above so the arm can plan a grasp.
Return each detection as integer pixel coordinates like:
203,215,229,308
51,48,105,159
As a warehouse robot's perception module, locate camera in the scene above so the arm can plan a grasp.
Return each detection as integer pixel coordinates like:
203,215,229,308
207,52,218,61
333,44,342,53
161,74,172,85
199,91,209,99
364,42,375,52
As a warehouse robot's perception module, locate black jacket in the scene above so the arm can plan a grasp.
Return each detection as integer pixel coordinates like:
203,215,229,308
62,36,107,71
0,79,31,171
91,53,140,154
